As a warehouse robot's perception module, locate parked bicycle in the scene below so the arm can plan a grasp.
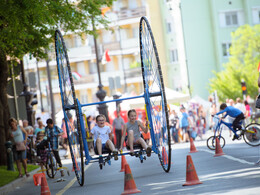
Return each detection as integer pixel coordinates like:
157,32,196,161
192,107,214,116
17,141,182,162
207,115,260,150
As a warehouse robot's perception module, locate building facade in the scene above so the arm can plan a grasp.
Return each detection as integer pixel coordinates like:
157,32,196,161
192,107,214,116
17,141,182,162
179,0,260,99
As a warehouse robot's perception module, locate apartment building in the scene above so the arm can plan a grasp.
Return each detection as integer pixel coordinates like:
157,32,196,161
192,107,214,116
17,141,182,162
178,0,260,99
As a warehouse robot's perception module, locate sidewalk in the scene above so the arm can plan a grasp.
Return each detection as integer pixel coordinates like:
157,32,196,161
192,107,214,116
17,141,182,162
0,167,40,195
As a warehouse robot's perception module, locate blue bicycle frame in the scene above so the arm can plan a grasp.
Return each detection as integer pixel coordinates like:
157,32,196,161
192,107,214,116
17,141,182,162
213,116,243,137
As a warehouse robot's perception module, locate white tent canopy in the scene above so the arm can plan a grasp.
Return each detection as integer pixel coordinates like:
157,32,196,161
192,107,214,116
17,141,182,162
128,87,190,109
189,95,211,109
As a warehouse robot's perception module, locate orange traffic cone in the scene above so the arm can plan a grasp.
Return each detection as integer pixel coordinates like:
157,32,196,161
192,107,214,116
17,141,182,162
214,137,225,157
120,155,128,172
41,175,51,195
162,147,168,165
189,138,198,153
121,164,141,195
33,173,45,186
183,155,202,186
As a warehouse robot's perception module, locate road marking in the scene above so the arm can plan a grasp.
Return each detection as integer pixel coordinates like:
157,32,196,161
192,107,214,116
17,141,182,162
56,165,91,195
200,149,255,165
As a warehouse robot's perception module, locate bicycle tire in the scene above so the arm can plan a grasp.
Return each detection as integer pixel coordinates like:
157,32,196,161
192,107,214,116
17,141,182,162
46,152,57,178
55,30,84,186
243,123,260,146
140,16,171,173
207,136,225,150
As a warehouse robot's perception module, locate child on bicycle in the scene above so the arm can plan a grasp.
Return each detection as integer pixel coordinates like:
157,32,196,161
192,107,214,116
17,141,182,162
216,103,245,141
45,118,64,176
119,109,152,157
90,114,118,165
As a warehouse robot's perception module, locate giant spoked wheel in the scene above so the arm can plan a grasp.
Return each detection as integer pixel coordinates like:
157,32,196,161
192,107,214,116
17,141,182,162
139,16,171,172
55,30,84,186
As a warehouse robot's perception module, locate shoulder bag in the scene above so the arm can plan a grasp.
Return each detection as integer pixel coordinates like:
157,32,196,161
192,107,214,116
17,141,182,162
16,141,26,151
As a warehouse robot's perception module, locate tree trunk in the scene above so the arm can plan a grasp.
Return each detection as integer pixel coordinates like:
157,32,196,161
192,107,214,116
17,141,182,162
0,49,10,165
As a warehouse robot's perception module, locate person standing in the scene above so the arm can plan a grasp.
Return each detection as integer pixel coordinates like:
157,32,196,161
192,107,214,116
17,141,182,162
112,112,125,149
179,107,190,142
8,118,30,178
45,118,64,176
169,109,179,143
23,120,34,135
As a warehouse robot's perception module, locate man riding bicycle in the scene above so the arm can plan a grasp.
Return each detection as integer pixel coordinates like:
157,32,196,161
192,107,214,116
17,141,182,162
216,103,245,141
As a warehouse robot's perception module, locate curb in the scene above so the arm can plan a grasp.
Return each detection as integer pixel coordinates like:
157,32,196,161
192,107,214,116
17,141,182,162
0,167,41,195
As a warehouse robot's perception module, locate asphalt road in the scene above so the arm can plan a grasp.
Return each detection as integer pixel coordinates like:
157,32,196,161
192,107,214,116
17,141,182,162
6,130,260,195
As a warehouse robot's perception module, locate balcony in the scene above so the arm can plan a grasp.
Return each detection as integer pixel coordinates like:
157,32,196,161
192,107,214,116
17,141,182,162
118,7,146,20
125,67,142,79
121,38,139,49
73,75,95,84
103,42,120,51
68,45,92,60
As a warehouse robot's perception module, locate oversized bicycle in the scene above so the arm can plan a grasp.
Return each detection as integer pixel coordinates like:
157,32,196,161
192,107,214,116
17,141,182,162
207,115,260,150
55,16,171,186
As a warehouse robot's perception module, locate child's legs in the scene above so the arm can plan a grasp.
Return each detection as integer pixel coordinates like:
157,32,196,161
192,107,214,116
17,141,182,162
127,130,134,151
105,139,116,152
53,150,62,167
95,138,102,155
136,137,148,150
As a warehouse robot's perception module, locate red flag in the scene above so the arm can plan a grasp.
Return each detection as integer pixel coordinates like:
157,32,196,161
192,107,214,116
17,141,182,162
105,50,111,62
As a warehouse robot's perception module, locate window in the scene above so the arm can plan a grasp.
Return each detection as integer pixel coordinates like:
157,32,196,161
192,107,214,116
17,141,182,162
166,22,172,33
89,61,97,74
252,7,260,24
64,37,72,48
219,10,244,27
169,49,178,63
77,62,86,76
222,43,231,57
225,12,238,26
74,35,82,47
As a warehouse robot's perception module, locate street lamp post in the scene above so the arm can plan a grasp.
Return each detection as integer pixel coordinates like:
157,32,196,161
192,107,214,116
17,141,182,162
92,18,110,123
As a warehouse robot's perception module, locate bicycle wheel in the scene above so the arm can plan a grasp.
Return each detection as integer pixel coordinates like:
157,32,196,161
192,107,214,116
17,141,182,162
55,30,84,186
243,123,260,146
46,152,57,178
140,16,171,172
207,136,225,150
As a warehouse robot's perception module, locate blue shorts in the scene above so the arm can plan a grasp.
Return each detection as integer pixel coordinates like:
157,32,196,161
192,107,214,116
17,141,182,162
13,148,26,161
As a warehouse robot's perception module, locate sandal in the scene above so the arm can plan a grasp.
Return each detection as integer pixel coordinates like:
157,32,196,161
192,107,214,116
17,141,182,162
146,147,152,157
113,150,118,161
18,174,23,178
25,172,30,177
129,150,135,156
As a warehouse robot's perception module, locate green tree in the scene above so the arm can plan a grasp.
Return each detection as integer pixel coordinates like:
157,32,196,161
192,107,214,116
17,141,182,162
0,0,114,165
209,24,260,102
